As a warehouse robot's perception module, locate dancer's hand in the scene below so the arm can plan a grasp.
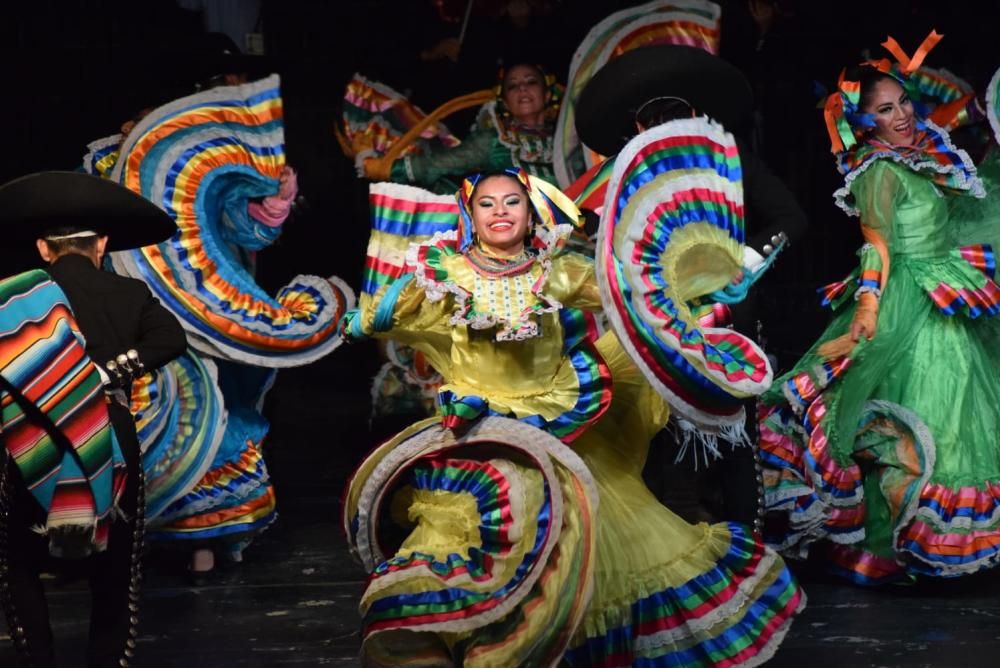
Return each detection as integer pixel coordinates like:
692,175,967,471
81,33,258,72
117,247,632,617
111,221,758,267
362,156,393,181
277,167,298,201
848,317,875,342
848,292,879,342
818,292,878,359
249,167,299,227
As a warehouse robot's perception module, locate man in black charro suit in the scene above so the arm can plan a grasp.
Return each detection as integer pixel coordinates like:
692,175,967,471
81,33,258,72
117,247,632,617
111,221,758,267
574,45,809,528
0,171,186,668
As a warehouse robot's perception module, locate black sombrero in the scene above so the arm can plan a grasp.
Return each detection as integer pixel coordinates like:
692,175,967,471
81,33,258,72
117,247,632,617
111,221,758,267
191,32,278,90
0,171,177,252
575,45,753,156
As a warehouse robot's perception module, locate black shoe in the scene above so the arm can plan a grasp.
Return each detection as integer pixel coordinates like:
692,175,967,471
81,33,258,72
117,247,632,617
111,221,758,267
187,565,214,587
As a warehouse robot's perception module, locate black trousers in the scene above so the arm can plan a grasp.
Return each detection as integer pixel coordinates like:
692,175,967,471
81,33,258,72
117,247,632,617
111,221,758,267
643,427,760,526
642,298,767,527
2,403,142,668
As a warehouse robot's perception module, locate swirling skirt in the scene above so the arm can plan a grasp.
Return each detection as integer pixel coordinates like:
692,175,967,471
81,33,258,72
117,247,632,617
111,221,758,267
344,337,804,666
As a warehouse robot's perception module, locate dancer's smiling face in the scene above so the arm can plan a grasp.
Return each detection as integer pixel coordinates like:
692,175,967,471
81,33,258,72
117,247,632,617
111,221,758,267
470,175,532,257
863,77,916,147
502,64,549,127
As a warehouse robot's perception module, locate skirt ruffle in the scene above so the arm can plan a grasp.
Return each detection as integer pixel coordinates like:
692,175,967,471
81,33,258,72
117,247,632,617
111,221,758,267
760,262,1000,583
565,523,804,667
135,351,226,521
346,329,804,664
146,363,279,547
344,417,599,666
912,249,1000,317
566,359,804,667
146,436,277,544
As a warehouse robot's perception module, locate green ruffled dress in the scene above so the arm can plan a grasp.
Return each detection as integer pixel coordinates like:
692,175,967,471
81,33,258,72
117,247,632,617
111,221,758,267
759,146,1000,584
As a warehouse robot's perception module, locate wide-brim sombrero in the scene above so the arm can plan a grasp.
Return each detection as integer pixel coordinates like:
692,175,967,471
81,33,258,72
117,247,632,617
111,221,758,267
575,44,753,156
0,171,177,252
188,32,281,89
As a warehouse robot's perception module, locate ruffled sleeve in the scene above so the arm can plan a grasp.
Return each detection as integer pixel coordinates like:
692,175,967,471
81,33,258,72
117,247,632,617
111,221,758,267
852,160,898,290
820,162,898,308
547,251,602,311
352,276,452,343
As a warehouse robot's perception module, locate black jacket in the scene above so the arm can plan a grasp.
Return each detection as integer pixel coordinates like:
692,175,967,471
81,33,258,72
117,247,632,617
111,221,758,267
45,253,186,375
738,139,808,253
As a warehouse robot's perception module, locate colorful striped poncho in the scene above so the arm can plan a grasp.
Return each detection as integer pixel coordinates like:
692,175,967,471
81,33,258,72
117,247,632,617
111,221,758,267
0,269,125,557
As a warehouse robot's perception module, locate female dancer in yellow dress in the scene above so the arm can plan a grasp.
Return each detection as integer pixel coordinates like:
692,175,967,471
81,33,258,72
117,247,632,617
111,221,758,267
341,116,805,665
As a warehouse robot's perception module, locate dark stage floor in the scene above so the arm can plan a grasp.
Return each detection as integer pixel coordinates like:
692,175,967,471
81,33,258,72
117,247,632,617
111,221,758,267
4,366,1000,667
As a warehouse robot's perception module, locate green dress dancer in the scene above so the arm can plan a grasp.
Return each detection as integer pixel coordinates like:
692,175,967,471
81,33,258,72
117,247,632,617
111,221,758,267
387,63,573,193
759,55,1000,583
389,108,558,192
346,64,573,193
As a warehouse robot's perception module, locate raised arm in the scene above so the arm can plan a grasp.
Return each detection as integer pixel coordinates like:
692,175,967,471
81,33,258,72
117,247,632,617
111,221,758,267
343,273,451,348
363,129,497,188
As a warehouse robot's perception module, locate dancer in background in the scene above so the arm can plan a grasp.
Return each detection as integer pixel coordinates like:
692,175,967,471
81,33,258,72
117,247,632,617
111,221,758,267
347,62,570,191
759,32,1000,584
572,40,807,527
83,75,354,580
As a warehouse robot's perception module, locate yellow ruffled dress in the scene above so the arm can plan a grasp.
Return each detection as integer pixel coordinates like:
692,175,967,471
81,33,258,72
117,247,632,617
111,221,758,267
342,237,804,666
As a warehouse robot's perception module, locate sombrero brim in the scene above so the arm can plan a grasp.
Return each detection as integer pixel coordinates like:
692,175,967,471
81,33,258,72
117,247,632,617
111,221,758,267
193,53,281,86
0,171,177,252
575,45,753,156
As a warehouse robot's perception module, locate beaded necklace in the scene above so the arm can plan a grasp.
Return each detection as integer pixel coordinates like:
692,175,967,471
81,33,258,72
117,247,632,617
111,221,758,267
465,244,536,277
